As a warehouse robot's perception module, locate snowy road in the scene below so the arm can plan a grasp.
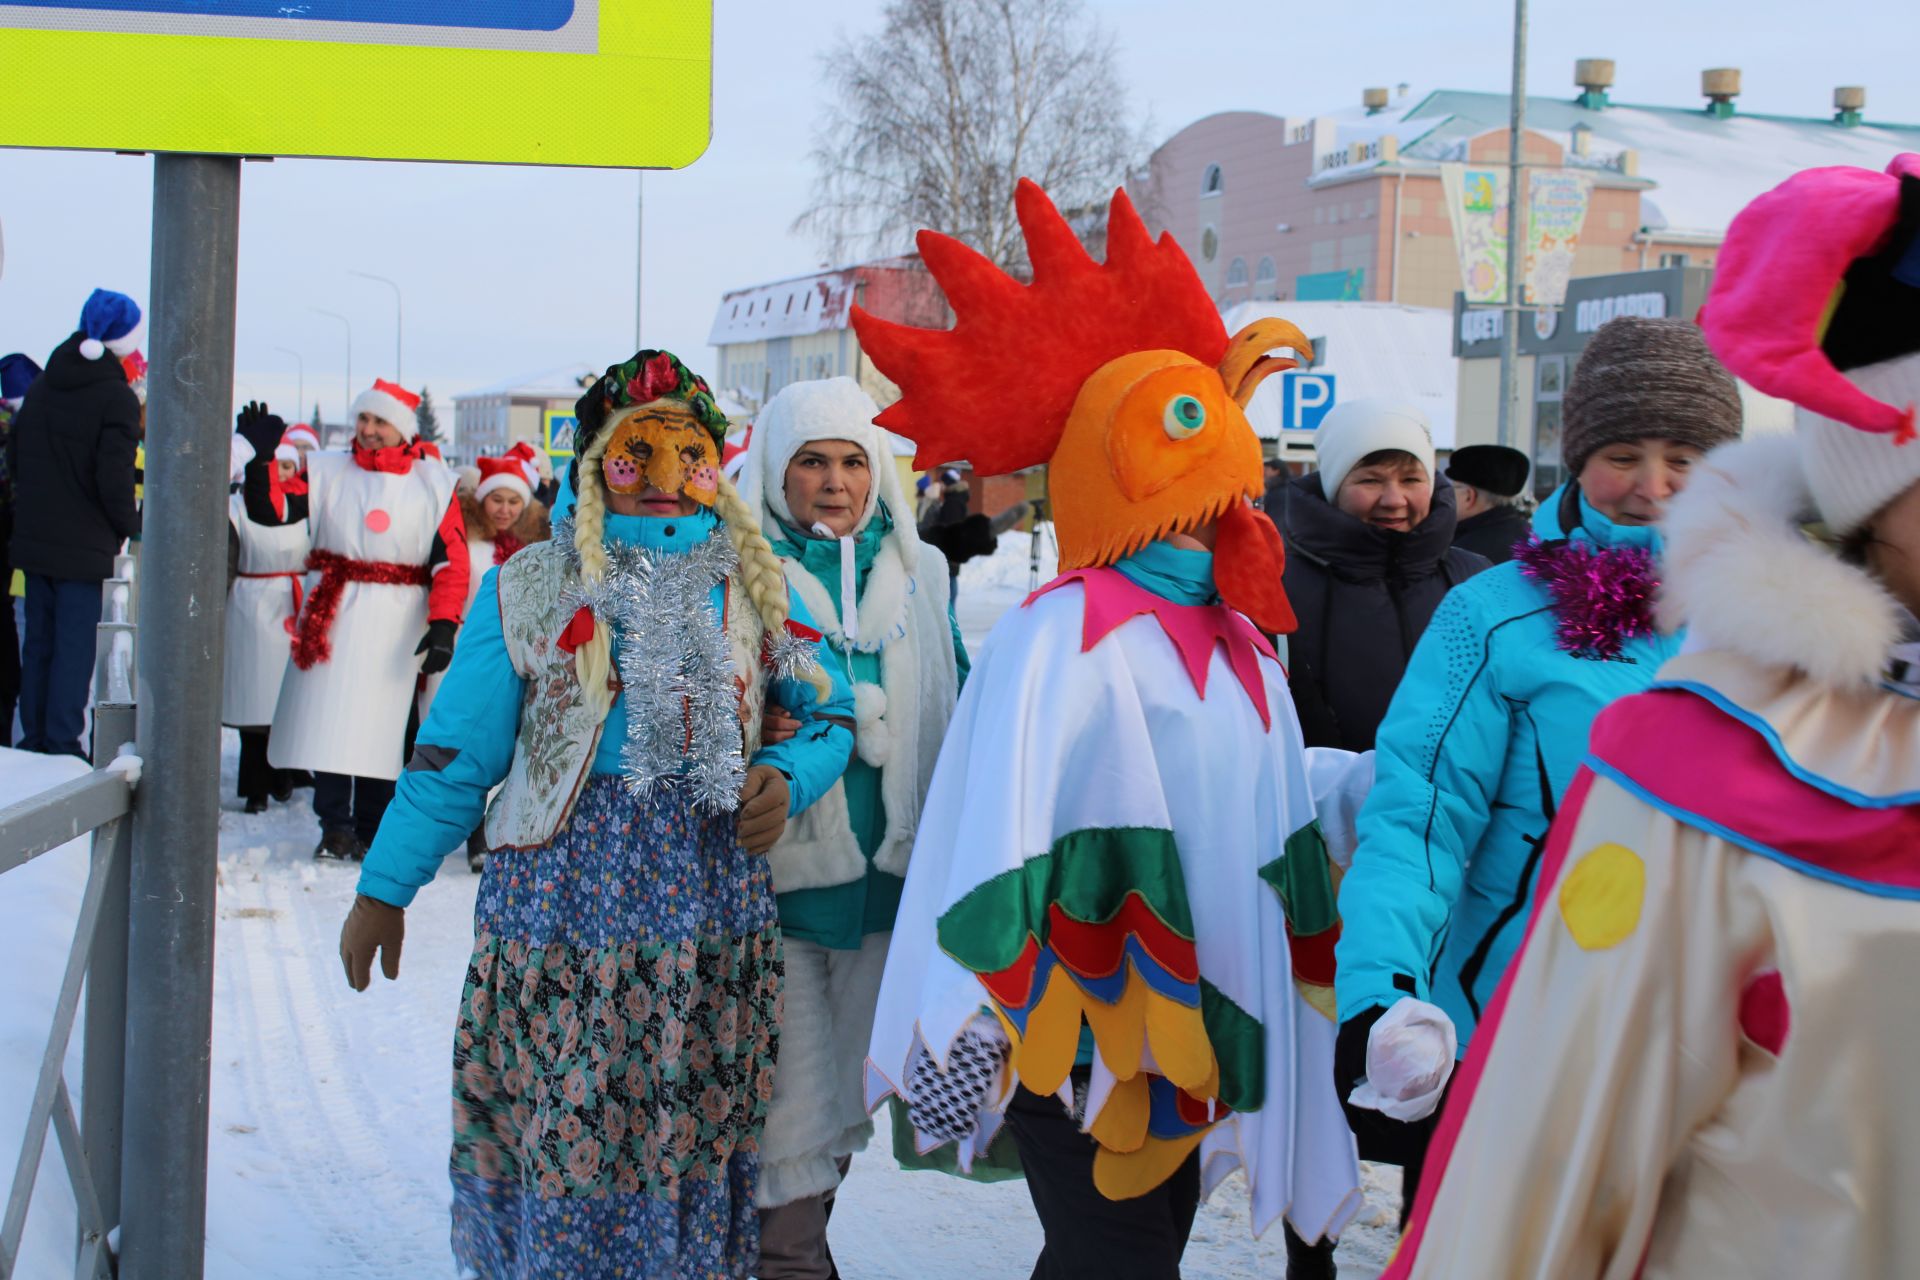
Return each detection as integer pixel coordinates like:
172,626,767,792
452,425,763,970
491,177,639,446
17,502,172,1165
3,532,1397,1276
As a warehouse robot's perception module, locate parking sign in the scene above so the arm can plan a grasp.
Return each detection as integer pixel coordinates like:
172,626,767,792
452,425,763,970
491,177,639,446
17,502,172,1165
1281,373,1337,431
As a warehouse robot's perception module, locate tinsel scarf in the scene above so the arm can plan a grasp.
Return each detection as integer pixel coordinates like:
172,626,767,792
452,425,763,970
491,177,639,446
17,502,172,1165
1514,536,1659,660
560,520,815,814
289,549,430,670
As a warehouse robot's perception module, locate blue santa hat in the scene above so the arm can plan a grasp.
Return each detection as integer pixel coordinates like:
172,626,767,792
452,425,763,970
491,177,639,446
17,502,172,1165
1,352,42,403
77,289,143,361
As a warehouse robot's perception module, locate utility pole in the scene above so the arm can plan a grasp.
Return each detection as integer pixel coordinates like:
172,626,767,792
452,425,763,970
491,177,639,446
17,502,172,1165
273,345,303,418
120,150,240,1280
645,172,652,351
312,308,352,433
1495,0,1529,450
348,270,403,385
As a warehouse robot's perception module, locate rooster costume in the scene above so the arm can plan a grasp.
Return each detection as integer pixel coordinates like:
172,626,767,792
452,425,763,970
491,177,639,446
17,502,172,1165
1386,156,1920,1277
860,181,1362,1271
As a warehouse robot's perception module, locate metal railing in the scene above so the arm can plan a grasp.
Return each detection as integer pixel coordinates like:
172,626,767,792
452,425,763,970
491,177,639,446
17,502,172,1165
0,555,139,1279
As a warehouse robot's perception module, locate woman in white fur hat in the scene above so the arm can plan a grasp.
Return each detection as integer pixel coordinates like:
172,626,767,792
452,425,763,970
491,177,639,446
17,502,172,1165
739,376,970,1279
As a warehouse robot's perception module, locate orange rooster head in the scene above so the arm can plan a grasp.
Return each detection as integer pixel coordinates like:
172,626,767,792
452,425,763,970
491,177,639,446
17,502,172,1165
851,179,1310,633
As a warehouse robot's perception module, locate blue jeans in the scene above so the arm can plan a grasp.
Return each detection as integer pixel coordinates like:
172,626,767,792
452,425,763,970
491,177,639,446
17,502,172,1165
19,573,103,758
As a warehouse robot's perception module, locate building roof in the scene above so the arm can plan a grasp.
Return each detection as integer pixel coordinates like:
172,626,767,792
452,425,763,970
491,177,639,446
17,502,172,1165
1223,300,1460,447
453,363,597,402
709,267,859,347
1306,87,1920,240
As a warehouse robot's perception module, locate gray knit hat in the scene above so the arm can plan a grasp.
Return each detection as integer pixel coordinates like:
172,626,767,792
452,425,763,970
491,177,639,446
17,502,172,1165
1561,316,1742,476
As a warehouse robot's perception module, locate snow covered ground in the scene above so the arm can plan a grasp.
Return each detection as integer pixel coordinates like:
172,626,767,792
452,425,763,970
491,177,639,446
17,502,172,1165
1,553,1401,1277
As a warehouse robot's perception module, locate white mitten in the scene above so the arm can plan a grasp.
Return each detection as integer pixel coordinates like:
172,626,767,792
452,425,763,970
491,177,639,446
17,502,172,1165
1347,997,1457,1122
1304,747,1375,869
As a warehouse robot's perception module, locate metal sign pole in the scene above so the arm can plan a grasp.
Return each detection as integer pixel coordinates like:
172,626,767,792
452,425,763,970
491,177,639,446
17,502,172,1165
120,151,241,1280
1496,0,1529,450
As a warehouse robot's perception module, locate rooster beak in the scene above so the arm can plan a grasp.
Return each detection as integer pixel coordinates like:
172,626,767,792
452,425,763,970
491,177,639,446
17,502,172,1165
1218,318,1316,407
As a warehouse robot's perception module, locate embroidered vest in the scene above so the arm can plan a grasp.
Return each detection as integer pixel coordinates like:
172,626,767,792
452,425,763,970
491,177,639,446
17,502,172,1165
483,537,770,850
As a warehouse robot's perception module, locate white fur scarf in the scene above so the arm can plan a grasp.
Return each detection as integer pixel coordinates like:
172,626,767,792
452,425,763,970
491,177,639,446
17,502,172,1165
766,540,958,894
1659,432,1906,688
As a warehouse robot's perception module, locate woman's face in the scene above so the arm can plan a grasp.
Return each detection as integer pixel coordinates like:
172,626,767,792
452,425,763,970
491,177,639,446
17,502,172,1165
1577,438,1706,526
783,439,873,538
1865,480,1920,617
1334,453,1432,532
483,489,525,533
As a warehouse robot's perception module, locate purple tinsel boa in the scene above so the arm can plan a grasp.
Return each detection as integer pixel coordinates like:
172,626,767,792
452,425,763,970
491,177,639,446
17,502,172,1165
1514,536,1659,660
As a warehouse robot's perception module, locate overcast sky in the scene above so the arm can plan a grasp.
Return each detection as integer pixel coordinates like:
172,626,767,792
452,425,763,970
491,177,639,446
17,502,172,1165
1,0,1914,432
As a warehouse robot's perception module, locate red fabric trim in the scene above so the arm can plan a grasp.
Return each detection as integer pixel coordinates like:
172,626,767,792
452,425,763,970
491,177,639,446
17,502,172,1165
1385,769,1600,1277
426,496,470,624
1046,895,1198,985
1589,689,1920,888
1026,567,1278,729
289,549,430,670
237,570,306,637
557,606,596,655
351,439,435,475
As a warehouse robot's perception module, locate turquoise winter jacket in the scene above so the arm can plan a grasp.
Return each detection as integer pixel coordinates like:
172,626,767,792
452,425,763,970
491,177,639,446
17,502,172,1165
358,509,855,908
1333,488,1682,1049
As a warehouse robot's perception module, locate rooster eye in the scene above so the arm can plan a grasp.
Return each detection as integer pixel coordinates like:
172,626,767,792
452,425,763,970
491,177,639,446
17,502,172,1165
1162,394,1206,439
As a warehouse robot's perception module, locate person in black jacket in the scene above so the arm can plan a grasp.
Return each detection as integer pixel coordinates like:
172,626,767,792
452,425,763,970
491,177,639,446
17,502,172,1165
1445,443,1534,565
1,353,44,746
1279,400,1488,752
8,291,144,757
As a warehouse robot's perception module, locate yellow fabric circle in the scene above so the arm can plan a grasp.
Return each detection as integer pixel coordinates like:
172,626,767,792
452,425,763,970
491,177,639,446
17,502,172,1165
1558,842,1645,951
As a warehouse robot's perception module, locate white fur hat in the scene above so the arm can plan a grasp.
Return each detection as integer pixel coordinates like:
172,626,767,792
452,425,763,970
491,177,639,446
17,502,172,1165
1312,398,1436,501
741,377,913,543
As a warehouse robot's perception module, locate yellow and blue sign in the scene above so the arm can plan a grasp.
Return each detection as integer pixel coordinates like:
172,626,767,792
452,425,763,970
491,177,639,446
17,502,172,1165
0,0,711,168
543,410,577,458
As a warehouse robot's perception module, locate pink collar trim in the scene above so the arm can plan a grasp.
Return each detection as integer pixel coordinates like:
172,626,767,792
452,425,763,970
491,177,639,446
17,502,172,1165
1026,567,1278,730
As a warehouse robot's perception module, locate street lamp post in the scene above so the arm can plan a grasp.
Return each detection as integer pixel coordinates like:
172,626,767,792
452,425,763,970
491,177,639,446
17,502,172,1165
312,308,351,434
348,270,403,386
1495,0,1530,451
272,345,304,419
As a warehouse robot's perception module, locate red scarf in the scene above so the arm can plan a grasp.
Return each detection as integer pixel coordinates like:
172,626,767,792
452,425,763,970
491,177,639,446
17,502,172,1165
492,531,525,566
352,438,440,475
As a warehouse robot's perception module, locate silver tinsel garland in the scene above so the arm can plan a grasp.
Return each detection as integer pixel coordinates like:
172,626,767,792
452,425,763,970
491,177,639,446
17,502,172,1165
558,518,749,814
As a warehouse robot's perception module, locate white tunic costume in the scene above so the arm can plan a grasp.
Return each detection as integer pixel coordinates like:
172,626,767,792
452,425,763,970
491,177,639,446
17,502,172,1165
270,449,455,780
222,491,309,727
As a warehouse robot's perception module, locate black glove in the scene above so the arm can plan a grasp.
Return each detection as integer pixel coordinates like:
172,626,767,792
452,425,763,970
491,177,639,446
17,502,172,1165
236,400,286,461
416,619,458,675
1335,1004,1440,1166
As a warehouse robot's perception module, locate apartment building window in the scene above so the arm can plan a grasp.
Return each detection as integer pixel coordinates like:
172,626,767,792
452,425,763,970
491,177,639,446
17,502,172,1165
1255,257,1278,291
1226,258,1249,287
1659,252,1691,268
1201,163,1224,196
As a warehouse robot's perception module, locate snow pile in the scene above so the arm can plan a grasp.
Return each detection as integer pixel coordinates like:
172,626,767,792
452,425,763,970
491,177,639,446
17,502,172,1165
960,521,1058,596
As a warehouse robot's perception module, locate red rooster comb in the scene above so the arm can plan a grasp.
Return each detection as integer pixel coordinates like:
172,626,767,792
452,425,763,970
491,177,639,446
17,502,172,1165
851,179,1229,475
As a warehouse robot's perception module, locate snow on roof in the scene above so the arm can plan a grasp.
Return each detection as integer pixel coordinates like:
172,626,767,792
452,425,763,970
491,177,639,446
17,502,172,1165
708,268,858,346
1222,300,1460,448
1395,90,1920,238
453,363,597,402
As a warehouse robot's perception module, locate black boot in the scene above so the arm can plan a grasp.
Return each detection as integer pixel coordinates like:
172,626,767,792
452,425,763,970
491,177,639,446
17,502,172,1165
1284,1220,1337,1280
467,829,489,874
315,829,361,861
244,795,268,814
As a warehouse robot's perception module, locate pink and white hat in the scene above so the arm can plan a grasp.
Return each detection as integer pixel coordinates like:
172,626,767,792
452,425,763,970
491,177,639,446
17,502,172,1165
475,454,536,504
1700,153,1920,533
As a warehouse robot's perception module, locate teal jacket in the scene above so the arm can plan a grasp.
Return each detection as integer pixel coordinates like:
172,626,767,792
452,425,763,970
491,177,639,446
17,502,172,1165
1333,489,1681,1048
770,509,969,948
358,509,855,908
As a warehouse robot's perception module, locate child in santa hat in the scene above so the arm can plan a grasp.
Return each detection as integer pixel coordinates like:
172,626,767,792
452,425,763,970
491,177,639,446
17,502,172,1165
237,379,472,860
340,347,856,1280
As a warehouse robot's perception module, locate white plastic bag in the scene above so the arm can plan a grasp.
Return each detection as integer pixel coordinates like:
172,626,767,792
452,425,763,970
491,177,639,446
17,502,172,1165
1347,996,1457,1122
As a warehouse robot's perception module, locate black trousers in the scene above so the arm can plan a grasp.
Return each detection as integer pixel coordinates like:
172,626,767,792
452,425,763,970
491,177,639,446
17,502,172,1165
1002,1079,1201,1280
312,773,395,844
0,534,19,747
237,727,273,801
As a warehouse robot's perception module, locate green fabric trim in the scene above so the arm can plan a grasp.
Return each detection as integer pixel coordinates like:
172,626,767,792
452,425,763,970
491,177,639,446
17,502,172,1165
936,826,1193,975
1259,820,1338,937
1200,978,1266,1113
887,1098,1026,1182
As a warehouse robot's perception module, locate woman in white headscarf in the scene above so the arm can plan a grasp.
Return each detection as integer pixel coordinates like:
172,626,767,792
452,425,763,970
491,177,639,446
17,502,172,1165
739,377,970,1279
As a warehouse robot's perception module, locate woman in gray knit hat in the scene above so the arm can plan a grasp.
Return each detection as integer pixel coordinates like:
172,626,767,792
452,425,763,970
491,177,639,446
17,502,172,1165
1323,315,1742,1221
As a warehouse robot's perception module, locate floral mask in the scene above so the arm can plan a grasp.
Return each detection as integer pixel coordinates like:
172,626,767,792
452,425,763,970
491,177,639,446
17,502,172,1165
602,402,721,506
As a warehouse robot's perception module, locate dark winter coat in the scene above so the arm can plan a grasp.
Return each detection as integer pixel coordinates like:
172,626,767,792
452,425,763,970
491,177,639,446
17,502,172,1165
1279,470,1490,751
1451,503,1533,565
6,334,142,581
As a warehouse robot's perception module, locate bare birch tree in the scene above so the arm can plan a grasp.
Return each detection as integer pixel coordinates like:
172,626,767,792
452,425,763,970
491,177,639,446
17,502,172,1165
796,0,1146,272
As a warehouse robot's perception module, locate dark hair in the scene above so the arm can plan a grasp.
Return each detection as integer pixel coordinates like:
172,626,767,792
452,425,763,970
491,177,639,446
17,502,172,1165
1356,448,1427,472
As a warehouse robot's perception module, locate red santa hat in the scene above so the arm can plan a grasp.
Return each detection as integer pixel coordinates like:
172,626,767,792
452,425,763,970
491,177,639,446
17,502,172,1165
350,378,421,438
283,422,321,452
475,454,536,504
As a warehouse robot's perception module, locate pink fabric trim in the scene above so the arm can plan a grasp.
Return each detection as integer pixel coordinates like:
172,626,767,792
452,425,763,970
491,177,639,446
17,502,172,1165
1699,154,1920,438
1738,970,1791,1056
1590,690,1920,888
1384,769,1600,1277
1025,567,1278,729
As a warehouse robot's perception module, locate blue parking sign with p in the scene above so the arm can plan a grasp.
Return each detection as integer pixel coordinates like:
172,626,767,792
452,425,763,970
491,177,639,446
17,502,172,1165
1282,373,1336,430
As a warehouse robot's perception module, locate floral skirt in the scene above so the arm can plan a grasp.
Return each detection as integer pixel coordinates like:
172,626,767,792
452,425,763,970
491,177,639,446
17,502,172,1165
449,776,783,1280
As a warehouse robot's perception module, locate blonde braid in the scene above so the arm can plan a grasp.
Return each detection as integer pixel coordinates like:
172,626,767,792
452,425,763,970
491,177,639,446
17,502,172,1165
571,431,618,722
713,475,833,701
